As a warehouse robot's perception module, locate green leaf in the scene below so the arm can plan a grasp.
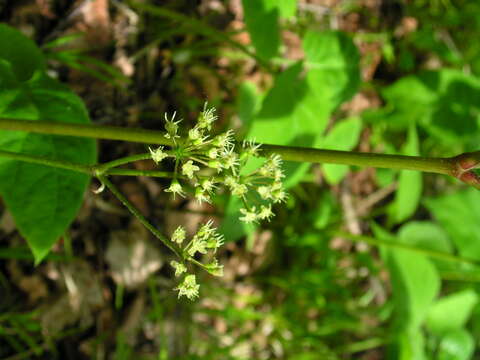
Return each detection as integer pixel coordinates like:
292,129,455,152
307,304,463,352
273,0,297,18
437,329,474,360
0,24,46,82
0,64,96,263
386,246,440,331
424,188,480,260
241,0,280,61
392,125,422,223
380,69,480,144
397,329,427,360
426,289,478,336
398,221,453,270
321,117,362,185
374,222,440,336
236,81,260,134
398,221,452,253
303,30,360,108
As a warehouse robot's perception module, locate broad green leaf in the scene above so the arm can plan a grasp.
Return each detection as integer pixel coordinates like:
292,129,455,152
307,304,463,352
437,329,474,360
313,191,336,230
424,188,480,260
386,246,440,331
397,329,427,360
376,221,441,333
0,64,96,263
398,221,453,270
426,289,478,336
0,24,46,82
379,70,480,145
392,125,422,223
321,117,362,185
273,0,297,18
380,75,437,130
236,81,260,134
398,221,451,254
242,0,280,61
303,30,360,108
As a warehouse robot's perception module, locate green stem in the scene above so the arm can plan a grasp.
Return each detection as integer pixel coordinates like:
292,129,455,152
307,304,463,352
104,168,174,178
0,117,461,176
337,337,386,354
337,232,480,266
261,144,454,175
0,118,172,145
0,149,175,179
0,149,93,175
98,175,181,258
440,271,480,282
96,153,153,173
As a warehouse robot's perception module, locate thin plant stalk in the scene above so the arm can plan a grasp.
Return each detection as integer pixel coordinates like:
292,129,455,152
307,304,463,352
0,149,93,175
0,118,172,146
98,175,181,258
337,232,480,267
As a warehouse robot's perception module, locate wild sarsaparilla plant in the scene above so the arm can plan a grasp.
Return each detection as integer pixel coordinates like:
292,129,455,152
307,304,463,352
1,24,480,300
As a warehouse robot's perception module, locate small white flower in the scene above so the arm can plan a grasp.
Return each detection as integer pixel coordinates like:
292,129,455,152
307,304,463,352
239,207,258,223
195,188,211,204
272,188,288,203
207,147,218,159
176,274,200,300
231,183,248,197
188,126,203,141
274,168,285,181
182,160,200,179
165,179,186,198
222,151,239,171
257,185,273,200
206,233,224,251
258,205,274,221
164,112,181,140
198,103,218,130
171,226,186,244
212,130,235,151
170,261,187,277
224,175,237,188
259,154,283,178
201,179,217,193
205,259,224,277
242,139,262,157
269,154,283,167
197,220,215,239
149,146,169,163
187,235,208,257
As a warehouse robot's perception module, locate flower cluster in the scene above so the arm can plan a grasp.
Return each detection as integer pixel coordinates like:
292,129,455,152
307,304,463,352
170,220,224,300
148,104,287,300
229,143,288,224
148,104,287,223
